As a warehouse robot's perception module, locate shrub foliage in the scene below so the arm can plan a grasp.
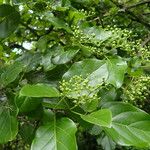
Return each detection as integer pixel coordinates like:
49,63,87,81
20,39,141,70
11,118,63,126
0,0,150,149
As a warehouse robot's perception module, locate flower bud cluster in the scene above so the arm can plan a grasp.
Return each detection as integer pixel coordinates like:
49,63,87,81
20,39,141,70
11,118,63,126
71,25,150,59
104,26,135,53
59,75,99,106
78,9,96,17
123,76,150,107
91,26,150,59
71,25,106,57
72,25,95,44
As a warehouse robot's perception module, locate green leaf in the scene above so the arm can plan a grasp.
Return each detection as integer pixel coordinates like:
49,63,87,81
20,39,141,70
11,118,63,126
68,10,86,24
97,135,116,150
99,85,117,103
20,83,60,98
81,98,98,112
33,1,47,12
20,123,34,144
52,49,79,65
26,105,43,120
31,116,77,150
71,0,99,5
42,109,56,124
106,57,127,88
0,4,20,38
43,98,68,109
45,13,72,33
41,52,56,71
0,62,23,87
16,96,42,113
0,106,18,143
81,109,112,128
12,0,26,4
7,92,19,117
63,57,127,88
37,36,48,52
103,102,150,147
16,52,42,72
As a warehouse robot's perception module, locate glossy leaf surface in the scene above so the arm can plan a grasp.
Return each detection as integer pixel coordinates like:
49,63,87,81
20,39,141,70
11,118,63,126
31,117,77,150
103,102,150,147
20,84,60,98
81,109,112,128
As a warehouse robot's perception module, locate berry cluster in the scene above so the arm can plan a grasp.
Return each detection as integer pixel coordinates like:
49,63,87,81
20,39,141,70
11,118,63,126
59,75,99,106
123,76,150,107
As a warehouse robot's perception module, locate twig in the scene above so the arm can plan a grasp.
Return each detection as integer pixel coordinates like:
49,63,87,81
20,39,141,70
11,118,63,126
110,0,150,29
125,11,150,29
125,0,150,9
141,33,150,47
143,12,150,15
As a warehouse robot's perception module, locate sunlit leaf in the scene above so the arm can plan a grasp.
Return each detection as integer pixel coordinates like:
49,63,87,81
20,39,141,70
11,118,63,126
81,109,112,128
20,84,60,98
31,116,77,150
103,102,150,147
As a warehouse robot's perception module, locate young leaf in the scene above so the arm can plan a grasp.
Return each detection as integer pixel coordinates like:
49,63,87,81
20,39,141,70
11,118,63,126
81,109,112,128
20,83,60,98
31,117,77,150
103,102,150,148
0,106,18,143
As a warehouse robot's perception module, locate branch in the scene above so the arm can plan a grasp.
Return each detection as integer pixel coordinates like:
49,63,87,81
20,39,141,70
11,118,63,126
141,33,150,47
125,11,150,29
126,0,150,9
110,0,150,29
143,12,150,15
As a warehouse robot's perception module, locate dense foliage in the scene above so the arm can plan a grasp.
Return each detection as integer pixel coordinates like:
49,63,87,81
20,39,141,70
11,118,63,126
0,0,150,149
